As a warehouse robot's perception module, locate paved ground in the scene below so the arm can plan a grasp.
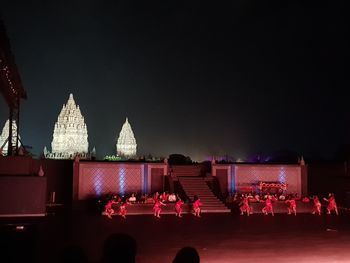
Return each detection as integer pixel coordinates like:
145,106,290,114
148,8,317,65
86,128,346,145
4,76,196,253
1,210,350,263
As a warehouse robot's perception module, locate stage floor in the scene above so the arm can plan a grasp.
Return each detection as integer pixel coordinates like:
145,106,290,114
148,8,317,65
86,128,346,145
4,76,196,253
1,211,350,263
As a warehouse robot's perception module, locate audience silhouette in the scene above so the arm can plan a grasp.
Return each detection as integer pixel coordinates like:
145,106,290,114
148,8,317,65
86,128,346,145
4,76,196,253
102,233,137,263
173,246,200,263
57,245,88,263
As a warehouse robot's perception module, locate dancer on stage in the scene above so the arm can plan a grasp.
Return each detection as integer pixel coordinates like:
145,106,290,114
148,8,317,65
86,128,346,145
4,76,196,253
153,192,160,202
175,198,184,217
285,196,297,216
261,195,274,216
105,199,117,219
312,195,322,215
153,197,166,218
119,200,129,219
239,195,251,216
193,196,202,217
323,193,338,215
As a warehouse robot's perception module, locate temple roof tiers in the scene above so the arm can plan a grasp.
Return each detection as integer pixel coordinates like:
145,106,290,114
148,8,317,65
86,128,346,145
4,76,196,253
116,117,137,157
46,93,89,159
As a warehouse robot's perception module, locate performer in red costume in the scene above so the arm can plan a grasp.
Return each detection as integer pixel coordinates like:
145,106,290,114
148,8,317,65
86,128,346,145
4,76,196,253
153,192,160,202
261,195,274,216
312,195,322,215
175,199,184,218
153,198,166,218
193,196,202,217
239,195,251,216
105,199,117,219
285,197,297,216
323,193,338,215
119,200,129,219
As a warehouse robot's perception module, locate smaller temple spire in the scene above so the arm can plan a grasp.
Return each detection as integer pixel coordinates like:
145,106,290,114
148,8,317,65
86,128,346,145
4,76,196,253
116,117,137,157
0,119,21,156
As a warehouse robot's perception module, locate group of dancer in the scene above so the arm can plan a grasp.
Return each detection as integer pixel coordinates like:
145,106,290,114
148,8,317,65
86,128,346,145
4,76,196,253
239,193,339,216
151,193,202,218
105,192,339,219
104,195,202,219
104,199,129,219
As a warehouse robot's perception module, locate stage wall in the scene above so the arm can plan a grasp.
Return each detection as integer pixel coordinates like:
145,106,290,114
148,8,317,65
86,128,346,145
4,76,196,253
74,162,167,200
213,164,305,196
0,176,47,217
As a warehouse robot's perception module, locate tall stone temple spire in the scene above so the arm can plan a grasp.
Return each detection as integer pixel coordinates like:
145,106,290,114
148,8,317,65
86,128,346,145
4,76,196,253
45,93,89,159
0,119,21,155
116,117,137,157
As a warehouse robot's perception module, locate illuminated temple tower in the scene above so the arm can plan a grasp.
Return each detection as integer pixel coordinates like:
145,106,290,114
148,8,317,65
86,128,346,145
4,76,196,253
116,118,137,157
0,119,21,155
45,93,90,159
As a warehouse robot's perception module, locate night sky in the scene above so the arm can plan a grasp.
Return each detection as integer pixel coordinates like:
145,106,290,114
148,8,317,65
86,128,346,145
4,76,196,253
0,1,347,161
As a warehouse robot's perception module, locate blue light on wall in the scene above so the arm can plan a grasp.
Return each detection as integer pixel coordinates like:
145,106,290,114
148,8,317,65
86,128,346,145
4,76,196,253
279,166,286,183
94,170,103,196
119,166,126,196
143,164,148,194
231,166,236,193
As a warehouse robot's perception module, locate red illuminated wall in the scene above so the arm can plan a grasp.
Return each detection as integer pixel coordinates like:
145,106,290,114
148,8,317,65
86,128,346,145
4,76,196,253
213,164,305,195
74,162,167,200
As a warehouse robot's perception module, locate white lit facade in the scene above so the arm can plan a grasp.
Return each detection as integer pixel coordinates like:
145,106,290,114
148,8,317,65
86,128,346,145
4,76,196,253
46,93,89,159
0,119,21,155
116,118,137,157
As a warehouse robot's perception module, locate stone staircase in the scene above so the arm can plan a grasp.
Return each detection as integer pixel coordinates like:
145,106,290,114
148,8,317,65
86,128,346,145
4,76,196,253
178,177,230,213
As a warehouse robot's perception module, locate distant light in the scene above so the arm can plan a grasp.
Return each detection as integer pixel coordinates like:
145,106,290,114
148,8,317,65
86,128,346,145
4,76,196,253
15,226,25,231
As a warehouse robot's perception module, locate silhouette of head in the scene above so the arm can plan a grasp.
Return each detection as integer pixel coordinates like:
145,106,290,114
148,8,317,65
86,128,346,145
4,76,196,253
103,233,137,263
173,246,200,263
58,245,88,263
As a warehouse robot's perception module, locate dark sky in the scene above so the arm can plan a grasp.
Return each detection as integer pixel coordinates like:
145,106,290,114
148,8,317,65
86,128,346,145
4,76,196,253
0,1,347,161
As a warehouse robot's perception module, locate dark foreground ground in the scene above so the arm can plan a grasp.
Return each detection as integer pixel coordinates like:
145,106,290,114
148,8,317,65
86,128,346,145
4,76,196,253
1,209,350,263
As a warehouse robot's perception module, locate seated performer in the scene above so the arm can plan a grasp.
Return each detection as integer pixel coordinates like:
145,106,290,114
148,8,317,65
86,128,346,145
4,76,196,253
323,193,338,215
161,192,169,203
153,192,160,202
175,198,184,218
312,195,322,215
285,197,297,216
104,199,117,219
168,193,177,202
239,195,251,216
128,193,136,204
279,194,286,201
261,195,274,216
153,197,166,218
193,196,202,217
302,196,310,203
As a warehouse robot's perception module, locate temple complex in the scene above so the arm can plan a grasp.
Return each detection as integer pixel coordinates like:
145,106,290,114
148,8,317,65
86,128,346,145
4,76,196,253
45,93,90,159
116,118,137,157
0,119,21,155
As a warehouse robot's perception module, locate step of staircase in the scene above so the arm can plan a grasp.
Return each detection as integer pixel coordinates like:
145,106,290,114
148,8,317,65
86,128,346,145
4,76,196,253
178,176,230,213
